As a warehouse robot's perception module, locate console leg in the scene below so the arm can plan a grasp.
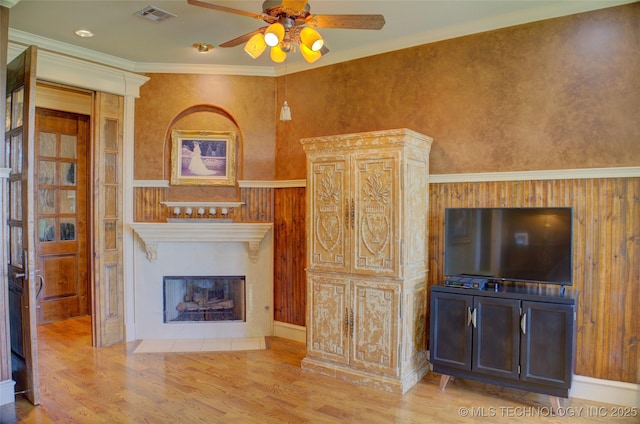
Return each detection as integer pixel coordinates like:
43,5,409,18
549,396,561,415
439,375,451,390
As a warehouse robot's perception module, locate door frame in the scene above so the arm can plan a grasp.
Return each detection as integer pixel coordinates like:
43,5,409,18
1,44,148,404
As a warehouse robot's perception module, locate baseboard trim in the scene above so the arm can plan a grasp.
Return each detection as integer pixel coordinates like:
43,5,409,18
272,321,306,343
570,375,639,407
265,326,640,407
0,379,15,406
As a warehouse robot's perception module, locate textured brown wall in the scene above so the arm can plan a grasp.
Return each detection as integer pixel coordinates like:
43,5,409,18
134,73,276,200
275,4,639,180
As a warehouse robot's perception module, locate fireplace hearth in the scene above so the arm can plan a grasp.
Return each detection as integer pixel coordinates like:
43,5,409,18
164,276,246,323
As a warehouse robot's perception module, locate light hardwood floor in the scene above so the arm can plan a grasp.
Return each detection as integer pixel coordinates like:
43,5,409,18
2,316,636,423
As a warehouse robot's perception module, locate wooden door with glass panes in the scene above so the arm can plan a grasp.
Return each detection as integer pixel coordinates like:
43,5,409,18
35,108,89,324
6,45,40,405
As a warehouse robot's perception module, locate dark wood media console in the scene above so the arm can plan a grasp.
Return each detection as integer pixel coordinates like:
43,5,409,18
429,282,577,411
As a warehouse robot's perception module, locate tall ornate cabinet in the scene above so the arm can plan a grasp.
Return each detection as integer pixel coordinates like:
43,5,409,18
300,129,433,393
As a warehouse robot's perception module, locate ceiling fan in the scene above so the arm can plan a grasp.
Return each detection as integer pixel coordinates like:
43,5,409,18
187,0,386,64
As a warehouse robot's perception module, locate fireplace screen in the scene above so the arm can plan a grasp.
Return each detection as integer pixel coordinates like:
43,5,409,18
163,276,246,323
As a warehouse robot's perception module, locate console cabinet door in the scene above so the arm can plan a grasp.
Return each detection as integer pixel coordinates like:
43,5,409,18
520,301,574,388
430,291,473,370
306,273,349,365
350,279,400,376
473,296,521,380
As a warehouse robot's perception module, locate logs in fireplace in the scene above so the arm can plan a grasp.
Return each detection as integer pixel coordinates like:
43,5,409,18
163,276,245,323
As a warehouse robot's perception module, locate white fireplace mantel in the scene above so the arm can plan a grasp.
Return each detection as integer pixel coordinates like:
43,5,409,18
130,222,273,263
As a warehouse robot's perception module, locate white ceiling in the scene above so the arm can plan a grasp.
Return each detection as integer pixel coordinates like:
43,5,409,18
6,0,633,76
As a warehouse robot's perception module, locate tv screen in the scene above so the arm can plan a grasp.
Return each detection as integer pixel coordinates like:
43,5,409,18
444,207,573,285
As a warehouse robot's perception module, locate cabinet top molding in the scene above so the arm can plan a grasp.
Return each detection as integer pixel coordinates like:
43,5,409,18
301,128,433,152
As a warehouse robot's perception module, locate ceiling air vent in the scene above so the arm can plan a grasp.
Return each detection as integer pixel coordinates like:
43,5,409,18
136,5,177,23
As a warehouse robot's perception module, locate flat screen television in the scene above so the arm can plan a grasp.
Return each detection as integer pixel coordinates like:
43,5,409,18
444,207,573,286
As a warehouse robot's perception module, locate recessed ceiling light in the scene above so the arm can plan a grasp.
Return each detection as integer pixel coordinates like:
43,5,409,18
74,29,94,38
193,43,214,53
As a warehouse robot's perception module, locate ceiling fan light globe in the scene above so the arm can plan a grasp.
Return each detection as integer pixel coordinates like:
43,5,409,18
300,43,322,63
264,23,285,47
300,27,324,52
244,33,267,58
270,45,287,63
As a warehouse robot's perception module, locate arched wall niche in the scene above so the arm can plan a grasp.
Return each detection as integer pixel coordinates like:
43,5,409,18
163,104,244,201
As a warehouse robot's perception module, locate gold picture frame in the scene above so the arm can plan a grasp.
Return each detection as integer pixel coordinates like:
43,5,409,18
170,130,237,186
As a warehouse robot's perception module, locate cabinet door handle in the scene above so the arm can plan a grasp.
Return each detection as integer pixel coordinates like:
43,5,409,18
520,312,527,334
471,308,477,328
350,199,355,229
345,199,350,229
467,307,475,327
349,309,354,338
344,308,349,332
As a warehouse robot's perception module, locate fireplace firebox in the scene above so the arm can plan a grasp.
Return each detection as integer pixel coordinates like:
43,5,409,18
163,276,246,323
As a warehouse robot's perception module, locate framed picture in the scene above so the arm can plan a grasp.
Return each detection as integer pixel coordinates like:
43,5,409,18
170,130,237,186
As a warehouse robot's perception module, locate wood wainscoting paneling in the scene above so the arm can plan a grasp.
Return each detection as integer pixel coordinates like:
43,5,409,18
134,186,167,222
273,187,306,326
240,186,274,222
428,177,640,384
133,185,274,223
132,183,307,328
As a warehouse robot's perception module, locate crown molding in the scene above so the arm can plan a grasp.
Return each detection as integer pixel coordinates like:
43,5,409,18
134,62,275,77
9,29,137,72
8,41,148,97
8,28,275,77
0,0,19,8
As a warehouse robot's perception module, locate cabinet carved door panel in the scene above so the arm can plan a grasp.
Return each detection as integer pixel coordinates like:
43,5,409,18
307,273,349,364
352,152,399,277
351,279,400,375
308,157,350,274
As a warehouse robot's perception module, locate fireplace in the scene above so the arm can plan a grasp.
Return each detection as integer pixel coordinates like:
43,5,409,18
163,276,245,323
130,222,273,340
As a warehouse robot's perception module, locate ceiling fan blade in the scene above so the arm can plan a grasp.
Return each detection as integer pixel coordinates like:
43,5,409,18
281,0,309,13
309,14,385,30
187,0,273,21
219,27,266,48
